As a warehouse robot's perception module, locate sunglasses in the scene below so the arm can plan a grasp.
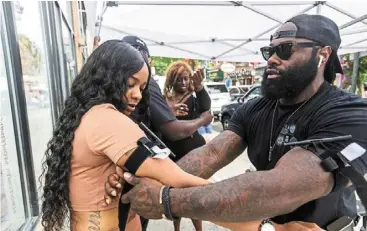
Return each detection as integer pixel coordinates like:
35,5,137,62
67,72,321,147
260,42,321,61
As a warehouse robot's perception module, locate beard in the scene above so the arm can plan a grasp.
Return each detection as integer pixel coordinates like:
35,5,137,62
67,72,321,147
261,52,319,100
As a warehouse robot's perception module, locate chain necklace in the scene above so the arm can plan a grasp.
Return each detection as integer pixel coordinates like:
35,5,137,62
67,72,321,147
268,98,311,161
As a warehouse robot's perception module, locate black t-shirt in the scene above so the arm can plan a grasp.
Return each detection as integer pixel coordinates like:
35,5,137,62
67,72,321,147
132,79,176,138
227,82,367,228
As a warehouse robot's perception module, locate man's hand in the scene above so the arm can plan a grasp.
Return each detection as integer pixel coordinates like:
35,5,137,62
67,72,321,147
199,110,214,126
192,69,204,92
171,103,189,117
120,173,164,219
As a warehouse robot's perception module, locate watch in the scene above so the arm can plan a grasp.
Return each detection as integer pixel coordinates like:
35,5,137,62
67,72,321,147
259,219,275,231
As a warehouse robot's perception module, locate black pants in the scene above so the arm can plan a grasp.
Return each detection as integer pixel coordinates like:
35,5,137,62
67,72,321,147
140,217,149,231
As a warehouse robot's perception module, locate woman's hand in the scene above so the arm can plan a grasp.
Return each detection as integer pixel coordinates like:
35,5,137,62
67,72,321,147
171,103,189,116
102,166,125,206
93,36,101,50
192,69,205,92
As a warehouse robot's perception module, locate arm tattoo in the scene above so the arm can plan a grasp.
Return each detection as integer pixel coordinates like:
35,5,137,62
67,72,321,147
170,147,334,222
88,211,101,231
177,130,245,179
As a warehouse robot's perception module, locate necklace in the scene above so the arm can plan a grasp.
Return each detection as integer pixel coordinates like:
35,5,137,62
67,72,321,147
268,98,311,161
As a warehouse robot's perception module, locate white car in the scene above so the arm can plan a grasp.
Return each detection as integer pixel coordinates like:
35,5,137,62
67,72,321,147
205,82,231,118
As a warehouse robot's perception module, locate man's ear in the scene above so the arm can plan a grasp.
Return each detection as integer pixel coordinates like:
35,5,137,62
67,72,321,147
319,46,332,67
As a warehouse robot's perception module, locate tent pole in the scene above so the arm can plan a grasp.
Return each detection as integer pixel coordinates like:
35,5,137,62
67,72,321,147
351,52,360,94
161,38,269,45
341,29,367,36
325,2,367,26
114,1,314,6
339,14,367,30
340,47,367,50
316,1,322,14
218,41,258,54
102,25,212,59
342,38,367,48
229,1,283,23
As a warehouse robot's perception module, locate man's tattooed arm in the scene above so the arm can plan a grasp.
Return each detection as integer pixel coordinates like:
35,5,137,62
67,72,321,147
170,147,334,222
176,130,246,179
88,211,101,231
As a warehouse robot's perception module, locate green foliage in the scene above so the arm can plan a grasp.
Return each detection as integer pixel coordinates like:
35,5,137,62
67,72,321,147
342,54,367,95
151,57,205,75
358,56,367,84
343,55,367,84
151,57,183,76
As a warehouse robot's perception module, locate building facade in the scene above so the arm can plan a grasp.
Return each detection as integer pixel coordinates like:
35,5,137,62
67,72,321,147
0,1,89,230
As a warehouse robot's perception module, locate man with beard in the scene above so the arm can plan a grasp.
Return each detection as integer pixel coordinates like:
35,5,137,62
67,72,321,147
106,14,367,230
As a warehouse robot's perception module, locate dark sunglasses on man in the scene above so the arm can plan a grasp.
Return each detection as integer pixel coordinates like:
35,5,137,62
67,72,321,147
260,42,321,61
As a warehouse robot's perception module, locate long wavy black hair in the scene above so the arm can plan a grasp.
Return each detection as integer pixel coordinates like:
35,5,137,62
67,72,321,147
40,40,150,231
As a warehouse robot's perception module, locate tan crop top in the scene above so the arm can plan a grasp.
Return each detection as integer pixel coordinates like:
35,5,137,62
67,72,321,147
69,103,145,211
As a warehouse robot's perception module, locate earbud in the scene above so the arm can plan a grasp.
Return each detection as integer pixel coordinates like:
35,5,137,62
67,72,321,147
318,55,324,68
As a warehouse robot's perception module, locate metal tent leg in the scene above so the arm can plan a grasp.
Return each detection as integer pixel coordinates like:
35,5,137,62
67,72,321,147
351,52,360,94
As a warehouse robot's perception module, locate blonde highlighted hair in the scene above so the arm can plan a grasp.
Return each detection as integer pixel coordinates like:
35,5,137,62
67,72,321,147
163,61,194,99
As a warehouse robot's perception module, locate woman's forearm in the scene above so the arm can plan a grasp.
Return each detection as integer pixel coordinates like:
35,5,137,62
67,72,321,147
117,148,208,188
135,157,209,188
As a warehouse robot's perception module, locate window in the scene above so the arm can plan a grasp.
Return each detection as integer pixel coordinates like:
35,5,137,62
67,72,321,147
239,86,249,93
1,4,26,229
57,1,72,25
229,88,240,94
248,87,261,99
61,20,76,85
15,0,53,201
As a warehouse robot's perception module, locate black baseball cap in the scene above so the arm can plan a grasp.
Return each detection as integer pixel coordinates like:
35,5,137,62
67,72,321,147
271,14,343,74
121,35,150,62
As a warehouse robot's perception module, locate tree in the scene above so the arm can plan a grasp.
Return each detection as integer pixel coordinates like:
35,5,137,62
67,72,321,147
151,57,205,76
151,57,183,76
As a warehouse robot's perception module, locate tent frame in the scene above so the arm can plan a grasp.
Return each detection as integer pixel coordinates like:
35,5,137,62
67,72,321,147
98,1,367,60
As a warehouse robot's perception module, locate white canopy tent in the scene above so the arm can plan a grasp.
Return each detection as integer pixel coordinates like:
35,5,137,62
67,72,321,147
88,1,367,62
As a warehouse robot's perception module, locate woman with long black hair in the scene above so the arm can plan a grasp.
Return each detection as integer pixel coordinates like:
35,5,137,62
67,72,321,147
40,40,209,231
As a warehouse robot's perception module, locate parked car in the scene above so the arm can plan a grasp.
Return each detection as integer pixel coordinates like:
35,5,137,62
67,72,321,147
228,85,252,101
219,84,261,129
205,82,231,119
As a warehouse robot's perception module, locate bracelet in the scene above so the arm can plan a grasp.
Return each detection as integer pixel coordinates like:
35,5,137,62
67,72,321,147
258,218,275,231
159,186,165,205
161,186,179,221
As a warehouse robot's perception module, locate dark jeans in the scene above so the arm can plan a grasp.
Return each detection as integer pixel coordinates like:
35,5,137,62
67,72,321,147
140,216,149,231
